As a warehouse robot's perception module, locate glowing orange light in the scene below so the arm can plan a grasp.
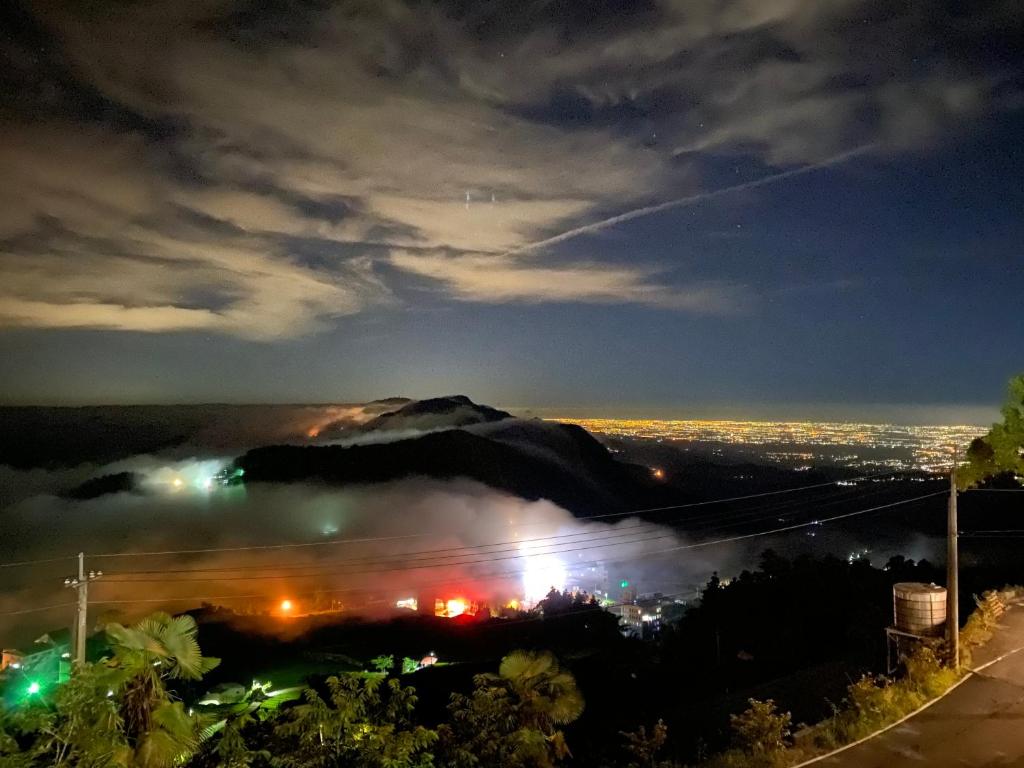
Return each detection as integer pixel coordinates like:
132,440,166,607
506,599,520,610
445,598,468,618
307,428,320,439
651,468,665,480
280,599,293,613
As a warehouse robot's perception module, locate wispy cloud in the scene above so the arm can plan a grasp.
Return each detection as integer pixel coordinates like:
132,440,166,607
0,0,1016,337
390,252,745,312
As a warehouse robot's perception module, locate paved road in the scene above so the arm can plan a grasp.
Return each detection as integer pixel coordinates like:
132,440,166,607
819,602,1024,768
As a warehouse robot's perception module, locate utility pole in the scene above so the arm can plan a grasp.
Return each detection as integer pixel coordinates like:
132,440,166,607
63,553,102,666
947,464,959,669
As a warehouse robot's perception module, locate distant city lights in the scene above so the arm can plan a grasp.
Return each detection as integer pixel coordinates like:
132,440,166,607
551,418,985,472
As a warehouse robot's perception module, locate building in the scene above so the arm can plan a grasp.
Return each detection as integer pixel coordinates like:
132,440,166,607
1,649,24,672
613,603,643,637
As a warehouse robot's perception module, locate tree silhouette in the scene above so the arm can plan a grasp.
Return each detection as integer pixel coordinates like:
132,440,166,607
960,373,1024,488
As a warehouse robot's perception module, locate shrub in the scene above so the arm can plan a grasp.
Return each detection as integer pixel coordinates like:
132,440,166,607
727,699,792,766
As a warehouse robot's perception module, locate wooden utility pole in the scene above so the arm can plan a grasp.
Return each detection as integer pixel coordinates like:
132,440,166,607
947,465,959,669
63,553,101,666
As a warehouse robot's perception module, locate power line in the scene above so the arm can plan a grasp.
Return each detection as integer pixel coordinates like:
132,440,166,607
98,482,924,581
98,490,945,587
626,490,947,558
83,468,921,561
0,469,924,570
0,489,944,624
0,555,76,570
101,488,852,578
101,485,886,581
0,601,77,617
586,470,918,521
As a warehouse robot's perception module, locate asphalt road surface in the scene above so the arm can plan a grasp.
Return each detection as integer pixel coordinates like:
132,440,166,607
818,601,1024,768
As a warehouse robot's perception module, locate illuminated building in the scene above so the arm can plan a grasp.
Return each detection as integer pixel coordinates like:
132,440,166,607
434,597,477,618
1,649,24,672
614,603,643,636
620,581,638,605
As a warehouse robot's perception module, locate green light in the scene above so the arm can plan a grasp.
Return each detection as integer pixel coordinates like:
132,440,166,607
620,580,629,589
27,682,40,695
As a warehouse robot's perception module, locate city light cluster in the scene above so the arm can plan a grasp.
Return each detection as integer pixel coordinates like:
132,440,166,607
551,418,985,471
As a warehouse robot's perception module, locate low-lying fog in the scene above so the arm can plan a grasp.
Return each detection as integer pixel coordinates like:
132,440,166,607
0,405,945,644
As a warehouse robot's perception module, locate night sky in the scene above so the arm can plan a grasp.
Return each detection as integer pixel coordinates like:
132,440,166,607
0,1,1021,417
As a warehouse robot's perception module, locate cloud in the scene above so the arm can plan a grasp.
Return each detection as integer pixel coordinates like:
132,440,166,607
0,123,390,339
390,252,743,312
0,474,709,641
0,0,1017,336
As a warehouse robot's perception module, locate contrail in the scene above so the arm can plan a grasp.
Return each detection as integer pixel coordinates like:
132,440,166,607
507,144,876,256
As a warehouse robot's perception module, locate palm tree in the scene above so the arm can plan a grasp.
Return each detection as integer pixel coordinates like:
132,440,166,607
104,613,220,768
493,651,584,734
443,650,584,767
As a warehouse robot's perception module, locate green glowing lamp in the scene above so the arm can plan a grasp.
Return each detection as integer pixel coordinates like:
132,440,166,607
27,682,40,695
620,580,629,589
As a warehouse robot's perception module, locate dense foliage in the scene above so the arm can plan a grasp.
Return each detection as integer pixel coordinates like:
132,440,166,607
0,581,1015,768
960,373,1024,488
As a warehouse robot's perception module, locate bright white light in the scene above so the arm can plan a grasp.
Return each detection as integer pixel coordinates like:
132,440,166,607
521,552,567,605
142,460,229,495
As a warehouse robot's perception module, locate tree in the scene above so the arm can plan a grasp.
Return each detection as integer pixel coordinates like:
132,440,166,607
272,674,435,768
619,719,669,768
103,612,220,768
960,374,1024,488
439,650,584,768
0,612,220,768
203,710,270,768
729,699,791,765
370,655,394,675
401,658,419,675
41,662,131,768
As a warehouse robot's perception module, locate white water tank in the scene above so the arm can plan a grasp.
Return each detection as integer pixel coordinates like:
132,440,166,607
893,582,946,637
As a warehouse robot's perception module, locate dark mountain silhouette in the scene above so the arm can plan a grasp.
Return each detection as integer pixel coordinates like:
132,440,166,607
0,401,409,468
356,395,511,433
237,419,685,518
